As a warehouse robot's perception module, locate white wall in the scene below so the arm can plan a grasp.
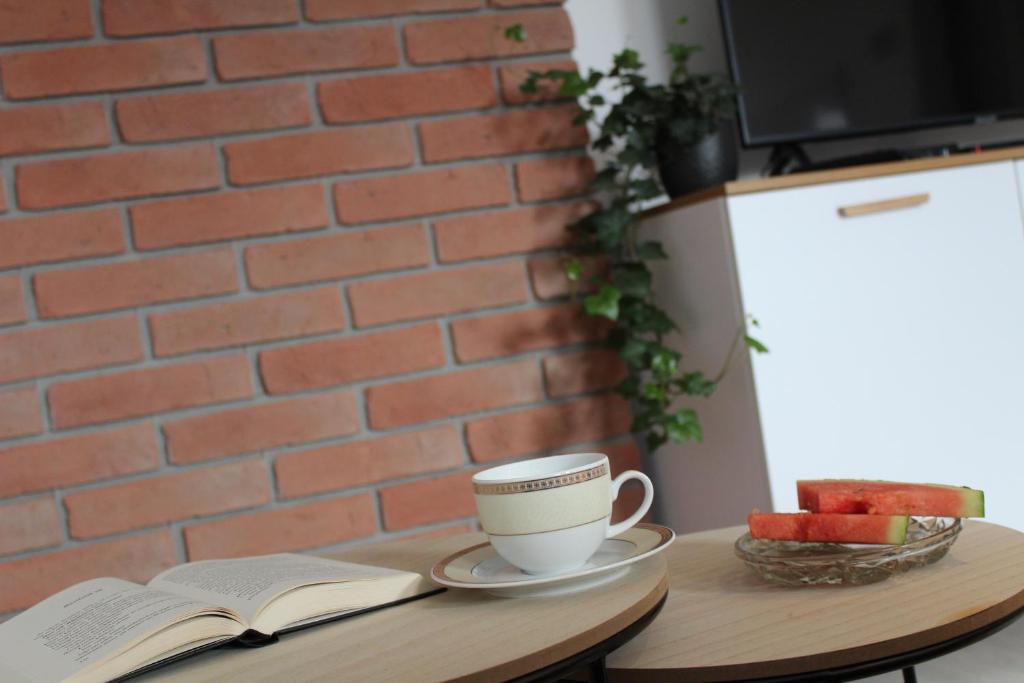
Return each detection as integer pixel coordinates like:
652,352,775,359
565,0,1024,178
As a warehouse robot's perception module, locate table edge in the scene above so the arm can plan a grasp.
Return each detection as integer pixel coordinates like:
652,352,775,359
608,584,1024,682
454,557,670,683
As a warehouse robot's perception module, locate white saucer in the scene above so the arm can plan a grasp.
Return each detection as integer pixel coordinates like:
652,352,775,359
431,523,674,598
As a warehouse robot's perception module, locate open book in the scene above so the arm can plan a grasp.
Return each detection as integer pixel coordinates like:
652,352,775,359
0,553,440,683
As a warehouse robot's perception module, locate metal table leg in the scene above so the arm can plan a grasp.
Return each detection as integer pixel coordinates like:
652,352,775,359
902,666,918,683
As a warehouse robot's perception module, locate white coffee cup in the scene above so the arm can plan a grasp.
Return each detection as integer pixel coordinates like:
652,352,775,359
472,452,654,575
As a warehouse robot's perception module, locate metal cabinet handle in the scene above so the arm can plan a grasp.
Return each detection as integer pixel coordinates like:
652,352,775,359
837,193,930,218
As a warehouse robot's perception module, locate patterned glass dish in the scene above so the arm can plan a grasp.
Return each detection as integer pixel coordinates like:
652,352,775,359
735,516,962,586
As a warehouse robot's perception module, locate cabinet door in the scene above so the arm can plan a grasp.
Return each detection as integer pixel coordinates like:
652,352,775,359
728,161,1024,529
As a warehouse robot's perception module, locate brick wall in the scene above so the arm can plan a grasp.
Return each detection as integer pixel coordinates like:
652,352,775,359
0,0,639,616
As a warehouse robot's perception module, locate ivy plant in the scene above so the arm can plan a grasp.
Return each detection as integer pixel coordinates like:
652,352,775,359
509,19,767,454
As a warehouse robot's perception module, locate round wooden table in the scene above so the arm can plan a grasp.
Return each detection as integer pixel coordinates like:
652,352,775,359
146,532,668,682
605,520,1024,682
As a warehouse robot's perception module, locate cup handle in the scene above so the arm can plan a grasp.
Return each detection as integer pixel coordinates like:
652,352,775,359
606,470,654,538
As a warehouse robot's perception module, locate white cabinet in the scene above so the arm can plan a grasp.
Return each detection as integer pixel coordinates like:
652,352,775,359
642,160,1024,533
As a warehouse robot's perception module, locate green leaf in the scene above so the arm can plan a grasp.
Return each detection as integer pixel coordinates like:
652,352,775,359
744,335,769,354
619,338,648,368
676,15,689,25
650,348,679,380
612,264,652,298
637,241,668,260
642,382,668,404
677,371,716,397
615,375,640,398
564,258,583,282
583,285,621,320
666,408,703,443
587,167,619,192
504,24,526,42
612,48,643,73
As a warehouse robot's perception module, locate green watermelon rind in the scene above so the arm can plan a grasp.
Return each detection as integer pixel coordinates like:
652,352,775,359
888,515,910,544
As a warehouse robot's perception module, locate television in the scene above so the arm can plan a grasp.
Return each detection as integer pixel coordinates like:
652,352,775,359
720,0,1024,147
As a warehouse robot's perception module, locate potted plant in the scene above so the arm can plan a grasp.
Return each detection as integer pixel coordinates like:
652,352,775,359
507,20,765,454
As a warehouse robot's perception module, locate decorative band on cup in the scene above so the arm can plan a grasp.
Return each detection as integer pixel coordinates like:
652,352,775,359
473,463,608,495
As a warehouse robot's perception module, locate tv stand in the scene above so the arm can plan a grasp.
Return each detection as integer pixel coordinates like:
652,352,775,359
763,143,958,177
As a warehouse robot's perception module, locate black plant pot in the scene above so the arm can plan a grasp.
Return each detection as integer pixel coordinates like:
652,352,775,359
656,123,739,199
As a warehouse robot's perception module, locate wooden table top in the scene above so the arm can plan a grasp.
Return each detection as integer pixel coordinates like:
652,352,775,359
146,532,668,683
605,520,1024,682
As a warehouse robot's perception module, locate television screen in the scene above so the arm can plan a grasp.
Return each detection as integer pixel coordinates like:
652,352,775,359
720,0,1024,146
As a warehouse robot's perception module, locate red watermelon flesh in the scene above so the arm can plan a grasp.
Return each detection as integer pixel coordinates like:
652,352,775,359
798,480,984,517
748,511,909,544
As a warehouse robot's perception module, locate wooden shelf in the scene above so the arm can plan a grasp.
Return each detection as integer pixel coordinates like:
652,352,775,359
642,144,1024,217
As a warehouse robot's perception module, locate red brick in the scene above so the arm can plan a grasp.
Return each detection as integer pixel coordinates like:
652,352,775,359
318,66,495,124
605,439,642,474
434,202,589,262
185,494,376,560
0,423,160,497
306,0,480,21
34,248,238,319
0,315,143,384
0,531,177,613
103,0,298,36
367,359,543,429
245,224,429,289
466,393,631,461
66,460,271,539
0,386,43,440
0,498,61,557
334,164,510,224
404,9,573,64
17,144,220,210
213,25,398,80
276,425,462,498
150,287,345,357
0,0,92,45
379,469,476,530
0,276,27,326
543,348,626,397
0,101,109,157
164,390,359,464
260,323,445,394
515,155,594,202
1,36,206,100
349,261,527,328
225,124,412,185
49,355,254,429
529,254,605,299
498,58,575,104
132,184,328,250
0,208,124,270
117,82,311,143
451,303,608,362
393,523,476,542
420,105,586,162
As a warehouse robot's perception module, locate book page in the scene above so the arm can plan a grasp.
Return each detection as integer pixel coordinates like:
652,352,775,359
147,554,414,624
0,578,237,683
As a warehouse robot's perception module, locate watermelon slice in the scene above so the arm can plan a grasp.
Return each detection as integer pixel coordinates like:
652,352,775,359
798,480,984,517
748,511,909,544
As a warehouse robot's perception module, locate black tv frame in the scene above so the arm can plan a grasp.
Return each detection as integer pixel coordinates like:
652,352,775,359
718,0,1024,149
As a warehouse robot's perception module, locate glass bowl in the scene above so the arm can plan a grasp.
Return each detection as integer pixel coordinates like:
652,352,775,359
734,516,962,586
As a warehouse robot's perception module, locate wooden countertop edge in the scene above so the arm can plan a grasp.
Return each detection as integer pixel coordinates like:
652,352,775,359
456,556,670,683
640,143,1024,219
607,585,1024,683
